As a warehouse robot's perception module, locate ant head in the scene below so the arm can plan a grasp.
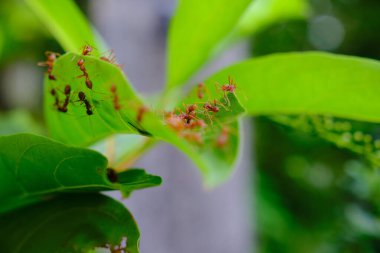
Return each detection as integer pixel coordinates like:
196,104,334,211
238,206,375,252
84,45,93,51
77,59,84,66
48,74,56,81
78,91,86,100
81,45,93,56
46,52,57,61
86,109,93,116
187,104,197,112
58,107,68,113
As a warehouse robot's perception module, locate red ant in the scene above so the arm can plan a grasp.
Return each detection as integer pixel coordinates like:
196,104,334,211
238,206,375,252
216,76,237,105
137,105,148,123
38,51,60,80
202,99,224,123
50,88,60,108
50,85,71,113
203,100,220,113
101,241,126,253
110,84,121,110
197,83,205,99
59,84,71,112
165,112,185,131
77,59,93,89
185,104,197,114
187,119,207,129
77,91,93,115
77,59,87,73
216,127,229,148
180,104,198,124
100,50,123,69
82,45,93,56
181,132,204,145
100,50,116,63
85,79,93,90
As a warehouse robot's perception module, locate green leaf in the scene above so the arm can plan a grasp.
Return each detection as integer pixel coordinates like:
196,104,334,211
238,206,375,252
0,194,140,253
25,0,103,53
167,0,252,88
45,53,146,146
0,133,162,213
236,0,308,36
200,52,380,123
45,53,245,186
159,93,245,187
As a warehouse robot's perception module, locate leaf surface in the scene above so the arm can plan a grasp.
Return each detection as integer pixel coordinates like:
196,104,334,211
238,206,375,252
0,194,140,253
45,53,245,186
200,52,380,123
167,0,252,88
0,133,161,213
44,53,147,146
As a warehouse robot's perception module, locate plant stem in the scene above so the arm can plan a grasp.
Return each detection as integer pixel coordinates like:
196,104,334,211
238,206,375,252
114,138,158,171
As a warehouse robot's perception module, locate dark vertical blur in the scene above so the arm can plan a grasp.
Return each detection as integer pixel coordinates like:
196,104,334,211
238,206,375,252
253,1,380,253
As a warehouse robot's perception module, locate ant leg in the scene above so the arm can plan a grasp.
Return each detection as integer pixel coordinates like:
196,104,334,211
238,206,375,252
214,99,230,111
223,91,231,106
203,110,214,124
214,82,222,94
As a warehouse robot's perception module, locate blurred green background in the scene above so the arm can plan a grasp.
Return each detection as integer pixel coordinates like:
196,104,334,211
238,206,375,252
1,0,380,252
253,1,380,252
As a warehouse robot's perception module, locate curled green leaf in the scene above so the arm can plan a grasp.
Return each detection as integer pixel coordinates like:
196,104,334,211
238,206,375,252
0,133,162,213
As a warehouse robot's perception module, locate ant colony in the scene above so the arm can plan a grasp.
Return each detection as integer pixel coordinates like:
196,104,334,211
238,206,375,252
163,76,239,148
40,44,238,150
40,45,122,120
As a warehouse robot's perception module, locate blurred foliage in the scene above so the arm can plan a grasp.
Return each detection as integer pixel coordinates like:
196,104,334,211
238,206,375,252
256,118,380,253
0,110,44,135
0,0,57,62
254,0,380,252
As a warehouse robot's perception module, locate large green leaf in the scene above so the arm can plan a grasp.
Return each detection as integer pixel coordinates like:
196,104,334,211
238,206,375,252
25,0,103,53
237,0,307,36
0,133,162,213
0,194,140,253
44,53,146,146
199,52,380,123
45,53,245,186
166,0,308,89
166,0,252,88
